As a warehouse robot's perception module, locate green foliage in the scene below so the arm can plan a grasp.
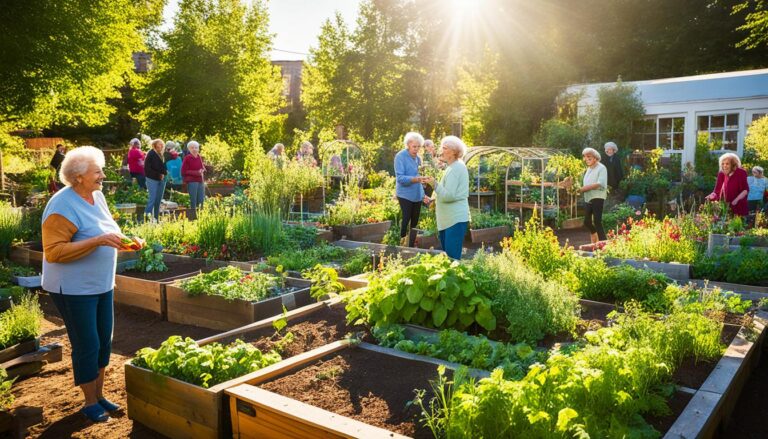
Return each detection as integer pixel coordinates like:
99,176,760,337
415,304,724,439
0,294,43,350
0,0,156,126
694,133,722,179
373,324,545,380
248,154,322,217
536,119,588,155
602,203,642,233
744,115,768,165
228,208,282,258
595,80,645,148
281,225,319,250
109,184,149,205
693,247,768,286
575,261,670,312
201,135,235,174
733,0,768,49
266,243,347,272
0,368,14,411
195,202,230,256
302,265,345,300
139,0,284,150
344,254,496,331
180,266,284,302
455,48,499,146
599,216,699,264
0,204,23,259
133,246,168,273
132,335,282,388
470,210,518,231
471,250,580,343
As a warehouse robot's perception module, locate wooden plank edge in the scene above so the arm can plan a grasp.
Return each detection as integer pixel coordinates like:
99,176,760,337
210,339,351,392
663,311,768,439
226,384,410,439
358,342,490,380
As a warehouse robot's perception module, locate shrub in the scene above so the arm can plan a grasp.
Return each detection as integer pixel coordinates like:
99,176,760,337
0,294,43,350
0,203,23,259
599,216,699,264
693,247,768,286
471,250,579,343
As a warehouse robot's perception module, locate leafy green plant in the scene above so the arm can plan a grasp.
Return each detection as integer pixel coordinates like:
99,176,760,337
133,246,168,273
0,294,43,350
180,266,284,302
196,202,230,257
599,216,699,264
602,203,642,233
0,368,14,411
693,247,768,286
302,265,345,300
373,324,545,380
343,254,496,331
470,209,518,230
229,208,282,258
0,203,23,259
132,335,282,388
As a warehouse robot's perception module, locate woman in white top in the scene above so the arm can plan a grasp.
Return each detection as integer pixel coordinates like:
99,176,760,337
747,165,767,213
579,148,608,243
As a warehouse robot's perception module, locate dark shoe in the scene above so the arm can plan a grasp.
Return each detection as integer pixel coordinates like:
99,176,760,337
98,398,121,412
80,403,109,422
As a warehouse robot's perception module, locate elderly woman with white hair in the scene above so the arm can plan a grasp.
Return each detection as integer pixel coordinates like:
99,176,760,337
603,141,623,192
706,153,749,216
182,140,205,219
395,132,429,247
41,146,142,422
296,141,318,167
580,147,608,243
424,136,470,259
126,137,146,189
747,166,767,212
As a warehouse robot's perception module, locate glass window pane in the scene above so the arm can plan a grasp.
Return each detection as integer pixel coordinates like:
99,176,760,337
698,116,709,131
673,118,685,133
725,113,739,129
659,118,672,133
723,131,737,150
711,115,725,129
672,133,684,150
659,133,672,149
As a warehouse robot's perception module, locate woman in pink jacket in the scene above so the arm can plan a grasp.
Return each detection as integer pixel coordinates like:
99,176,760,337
181,141,205,219
126,138,146,189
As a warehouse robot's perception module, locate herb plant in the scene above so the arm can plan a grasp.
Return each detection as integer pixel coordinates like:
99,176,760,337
132,336,282,388
0,294,43,350
133,246,168,273
180,266,284,302
0,368,14,411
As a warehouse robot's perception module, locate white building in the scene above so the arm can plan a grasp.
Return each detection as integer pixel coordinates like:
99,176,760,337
567,68,768,167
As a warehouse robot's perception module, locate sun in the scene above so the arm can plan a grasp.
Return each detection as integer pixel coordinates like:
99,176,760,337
450,0,480,14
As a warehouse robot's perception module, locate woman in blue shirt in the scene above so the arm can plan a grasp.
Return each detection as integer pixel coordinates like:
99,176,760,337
395,132,429,247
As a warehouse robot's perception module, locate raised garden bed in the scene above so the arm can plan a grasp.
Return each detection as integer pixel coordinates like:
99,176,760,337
114,254,232,315
10,241,140,271
0,337,63,380
164,275,312,331
707,233,768,255
577,250,691,281
469,225,510,244
332,220,392,242
126,295,366,439
225,340,467,438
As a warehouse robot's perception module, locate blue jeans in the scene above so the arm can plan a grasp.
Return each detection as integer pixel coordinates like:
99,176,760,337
130,172,146,189
438,221,467,260
49,290,114,386
145,177,166,220
188,182,205,218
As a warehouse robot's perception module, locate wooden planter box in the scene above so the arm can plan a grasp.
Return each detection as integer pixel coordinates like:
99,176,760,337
206,184,236,197
332,220,392,243
560,217,584,229
469,225,510,244
0,338,38,364
10,242,140,271
165,277,312,330
126,295,366,439
225,340,483,439
577,251,691,281
0,337,62,380
415,233,441,250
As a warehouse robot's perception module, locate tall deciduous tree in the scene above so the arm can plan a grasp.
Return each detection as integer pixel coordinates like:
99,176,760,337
0,0,162,127
139,0,283,152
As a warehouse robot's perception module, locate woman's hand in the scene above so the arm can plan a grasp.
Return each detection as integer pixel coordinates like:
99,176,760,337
95,233,124,249
424,176,435,185
732,199,740,206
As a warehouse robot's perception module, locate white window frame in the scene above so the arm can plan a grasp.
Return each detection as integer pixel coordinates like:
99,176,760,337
633,113,686,154
747,109,768,126
696,110,741,153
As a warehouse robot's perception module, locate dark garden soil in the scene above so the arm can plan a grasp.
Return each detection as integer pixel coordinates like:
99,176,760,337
222,303,370,359
260,348,438,438
119,258,219,281
646,390,693,434
673,323,740,390
717,342,768,438
6,293,218,438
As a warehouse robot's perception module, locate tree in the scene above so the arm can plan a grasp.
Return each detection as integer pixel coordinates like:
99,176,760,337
744,115,768,164
454,48,499,146
595,81,645,149
139,0,283,159
733,0,768,49
0,0,162,127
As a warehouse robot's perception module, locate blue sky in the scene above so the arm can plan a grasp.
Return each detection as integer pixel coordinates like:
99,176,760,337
162,0,361,60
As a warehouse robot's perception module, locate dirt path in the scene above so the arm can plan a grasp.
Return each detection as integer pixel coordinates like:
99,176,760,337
8,293,218,438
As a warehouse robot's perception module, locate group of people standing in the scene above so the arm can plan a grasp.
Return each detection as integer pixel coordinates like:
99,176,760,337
267,140,319,167
395,133,469,260
124,138,206,220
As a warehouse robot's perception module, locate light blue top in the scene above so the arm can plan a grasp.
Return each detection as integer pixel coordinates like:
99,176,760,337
434,160,470,231
166,157,182,184
748,176,767,201
41,187,120,295
394,148,425,202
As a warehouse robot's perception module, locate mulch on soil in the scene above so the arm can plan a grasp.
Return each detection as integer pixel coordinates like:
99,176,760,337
673,323,741,390
119,258,219,281
260,348,439,438
7,293,218,438
646,390,694,433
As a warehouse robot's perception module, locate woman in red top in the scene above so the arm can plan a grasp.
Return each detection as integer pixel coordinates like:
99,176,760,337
126,138,146,189
181,141,205,219
706,152,749,216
